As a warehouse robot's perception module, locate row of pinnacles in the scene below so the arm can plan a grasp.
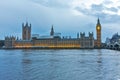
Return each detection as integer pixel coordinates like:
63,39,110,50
77,32,94,39
80,32,93,38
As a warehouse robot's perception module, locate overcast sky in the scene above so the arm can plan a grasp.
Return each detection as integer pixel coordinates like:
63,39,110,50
0,0,120,42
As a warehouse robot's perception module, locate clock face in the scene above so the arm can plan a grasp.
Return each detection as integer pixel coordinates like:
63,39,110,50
97,26,100,30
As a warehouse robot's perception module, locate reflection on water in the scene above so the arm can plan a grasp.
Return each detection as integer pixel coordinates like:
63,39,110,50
0,49,120,80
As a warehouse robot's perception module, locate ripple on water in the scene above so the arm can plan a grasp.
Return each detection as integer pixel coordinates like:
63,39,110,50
0,49,120,80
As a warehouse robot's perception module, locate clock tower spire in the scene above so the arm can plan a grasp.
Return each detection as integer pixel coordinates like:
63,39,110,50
96,18,101,47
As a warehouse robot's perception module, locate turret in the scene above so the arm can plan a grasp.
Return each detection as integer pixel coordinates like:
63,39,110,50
80,32,85,38
22,22,31,40
50,25,54,36
89,32,93,39
77,32,79,39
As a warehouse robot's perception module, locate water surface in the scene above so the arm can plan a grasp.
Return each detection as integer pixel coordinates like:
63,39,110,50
0,49,120,80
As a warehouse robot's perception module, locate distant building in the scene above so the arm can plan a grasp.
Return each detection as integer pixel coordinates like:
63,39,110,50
4,19,102,49
32,34,39,39
105,37,110,45
105,33,120,48
22,22,31,40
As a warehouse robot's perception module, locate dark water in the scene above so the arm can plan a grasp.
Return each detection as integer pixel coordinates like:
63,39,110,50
0,49,120,80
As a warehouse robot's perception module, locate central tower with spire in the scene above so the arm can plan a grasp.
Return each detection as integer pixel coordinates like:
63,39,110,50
96,18,101,47
50,25,54,36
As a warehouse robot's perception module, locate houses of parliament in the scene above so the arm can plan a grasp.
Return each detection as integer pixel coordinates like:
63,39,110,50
4,18,101,49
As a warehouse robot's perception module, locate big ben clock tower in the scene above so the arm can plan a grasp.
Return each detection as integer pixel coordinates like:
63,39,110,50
96,18,101,47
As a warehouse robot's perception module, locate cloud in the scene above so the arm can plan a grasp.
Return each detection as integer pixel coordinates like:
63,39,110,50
72,1,119,15
0,0,120,42
91,4,103,11
29,0,120,18
30,0,72,8
107,7,118,12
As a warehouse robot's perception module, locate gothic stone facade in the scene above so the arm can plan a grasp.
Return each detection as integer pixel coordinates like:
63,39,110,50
4,18,103,49
4,32,94,49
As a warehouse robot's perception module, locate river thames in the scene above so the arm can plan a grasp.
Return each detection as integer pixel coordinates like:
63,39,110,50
0,49,120,80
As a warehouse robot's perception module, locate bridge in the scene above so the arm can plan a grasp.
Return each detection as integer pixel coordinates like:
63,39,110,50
105,42,120,50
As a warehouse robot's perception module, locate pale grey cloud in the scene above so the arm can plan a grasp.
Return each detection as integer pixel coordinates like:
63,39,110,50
106,7,118,12
0,0,120,42
30,0,71,8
